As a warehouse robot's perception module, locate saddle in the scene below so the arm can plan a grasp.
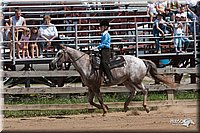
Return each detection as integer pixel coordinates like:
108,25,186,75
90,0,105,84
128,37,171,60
91,55,126,69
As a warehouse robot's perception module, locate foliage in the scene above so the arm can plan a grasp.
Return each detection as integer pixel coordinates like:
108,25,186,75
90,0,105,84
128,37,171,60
4,91,198,118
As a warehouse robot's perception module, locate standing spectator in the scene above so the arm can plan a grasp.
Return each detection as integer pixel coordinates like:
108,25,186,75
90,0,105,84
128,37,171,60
19,28,30,58
153,13,166,54
177,5,191,51
38,15,58,57
174,14,183,53
30,27,39,58
185,4,198,33
163,8,174,34
147,0,158,22
9,8,26,59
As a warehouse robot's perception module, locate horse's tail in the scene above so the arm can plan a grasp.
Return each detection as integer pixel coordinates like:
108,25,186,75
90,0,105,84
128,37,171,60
143,59,177,88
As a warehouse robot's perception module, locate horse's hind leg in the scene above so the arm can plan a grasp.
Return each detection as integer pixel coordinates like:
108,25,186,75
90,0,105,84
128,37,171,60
124,82,137,112
135,83,150,113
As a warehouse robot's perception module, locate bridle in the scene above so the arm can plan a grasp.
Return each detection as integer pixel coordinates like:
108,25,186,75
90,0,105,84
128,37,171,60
55,49,87,69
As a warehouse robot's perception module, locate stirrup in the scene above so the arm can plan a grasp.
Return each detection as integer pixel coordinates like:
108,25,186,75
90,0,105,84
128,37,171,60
103,79,111,84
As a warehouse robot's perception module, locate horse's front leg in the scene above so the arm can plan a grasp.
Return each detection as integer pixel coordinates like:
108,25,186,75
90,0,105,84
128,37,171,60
92,87,108,116
88,88,102,109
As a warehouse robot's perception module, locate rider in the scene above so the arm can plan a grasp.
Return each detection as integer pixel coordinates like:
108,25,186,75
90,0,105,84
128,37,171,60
97,20,113,84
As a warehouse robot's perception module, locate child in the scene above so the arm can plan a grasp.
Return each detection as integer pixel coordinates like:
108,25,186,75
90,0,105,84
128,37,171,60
97,20,113,84
147,0,158,22
174,14,183,53
30,27,39,58
20,28,30,58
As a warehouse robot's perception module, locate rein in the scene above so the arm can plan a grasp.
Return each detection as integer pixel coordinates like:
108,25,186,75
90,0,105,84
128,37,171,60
62,49,87,64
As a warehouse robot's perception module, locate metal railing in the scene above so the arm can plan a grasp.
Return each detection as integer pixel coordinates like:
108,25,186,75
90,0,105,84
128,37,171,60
1,20,198,65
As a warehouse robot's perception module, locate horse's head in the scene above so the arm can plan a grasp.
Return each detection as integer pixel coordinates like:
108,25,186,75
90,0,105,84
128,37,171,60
50,48,69,70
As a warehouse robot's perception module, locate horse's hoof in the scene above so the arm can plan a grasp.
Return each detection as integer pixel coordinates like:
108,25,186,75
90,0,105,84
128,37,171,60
124,107,129,112
145,107,150,113
102,112,107,117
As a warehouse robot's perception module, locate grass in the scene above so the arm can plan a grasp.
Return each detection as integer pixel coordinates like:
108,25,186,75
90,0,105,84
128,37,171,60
4,91,199,118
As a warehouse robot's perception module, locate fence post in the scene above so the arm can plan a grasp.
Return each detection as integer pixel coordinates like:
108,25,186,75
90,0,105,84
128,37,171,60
12,25,16,65
193,20,197,59
75,24,78,49
166,90,174,104
135,22,138,57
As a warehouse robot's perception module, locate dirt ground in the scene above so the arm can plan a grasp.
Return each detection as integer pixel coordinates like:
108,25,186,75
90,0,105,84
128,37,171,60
3,105,199,132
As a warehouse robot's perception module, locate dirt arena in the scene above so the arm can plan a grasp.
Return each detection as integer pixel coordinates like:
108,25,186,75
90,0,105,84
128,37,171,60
3,105,199,132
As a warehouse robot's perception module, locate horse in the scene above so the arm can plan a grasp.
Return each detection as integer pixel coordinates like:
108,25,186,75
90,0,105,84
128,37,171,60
50,46,176,116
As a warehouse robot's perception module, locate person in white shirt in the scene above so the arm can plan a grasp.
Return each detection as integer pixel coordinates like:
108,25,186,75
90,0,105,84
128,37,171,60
9,8,26,59
38,15,58,57
147,0,158,22
174,14,183,52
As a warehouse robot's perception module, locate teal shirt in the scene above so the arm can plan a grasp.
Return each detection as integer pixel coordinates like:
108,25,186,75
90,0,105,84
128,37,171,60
97,30,111,49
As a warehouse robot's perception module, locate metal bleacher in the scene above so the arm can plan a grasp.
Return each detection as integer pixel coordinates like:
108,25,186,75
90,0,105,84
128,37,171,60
1,0,199,70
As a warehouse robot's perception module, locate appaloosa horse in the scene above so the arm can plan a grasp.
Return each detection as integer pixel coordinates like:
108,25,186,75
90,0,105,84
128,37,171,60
50,46,176,115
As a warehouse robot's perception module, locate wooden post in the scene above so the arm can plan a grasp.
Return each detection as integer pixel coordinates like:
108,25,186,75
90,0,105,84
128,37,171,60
190,57,196,84
166,90,174,104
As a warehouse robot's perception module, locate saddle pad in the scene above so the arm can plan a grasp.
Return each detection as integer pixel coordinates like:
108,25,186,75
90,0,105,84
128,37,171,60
91,55,125,69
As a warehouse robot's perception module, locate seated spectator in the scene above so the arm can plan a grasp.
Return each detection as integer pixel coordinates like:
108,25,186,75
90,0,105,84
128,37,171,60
153,13,166,54
147,0,158,22
177,6,189,35
30,27,39,58
9,8,27,59
155,0,168,14
167,0,179,14
19,28,30,58
38,15,58,57
179,5,191,51
1,14,13,59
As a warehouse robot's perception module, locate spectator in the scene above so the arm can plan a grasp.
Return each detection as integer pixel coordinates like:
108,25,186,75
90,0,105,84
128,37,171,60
38,15,58,57
185,0,198,9
19,28,30,58
176,6,189,35
163,8,174,34
9,8,26,59
155,0,168,14
174,14,183,53
177,5,191,51
185,4,198,33
147,0,158,22
30,27,39,58
1,14,13,59
153,13,166,54
167,0,179,14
